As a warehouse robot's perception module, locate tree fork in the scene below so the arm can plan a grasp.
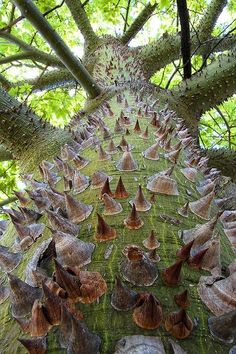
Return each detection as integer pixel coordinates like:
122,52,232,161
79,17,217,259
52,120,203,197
13,0,102,99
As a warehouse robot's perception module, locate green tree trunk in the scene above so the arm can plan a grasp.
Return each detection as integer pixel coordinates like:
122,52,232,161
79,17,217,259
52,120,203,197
0,41,235,354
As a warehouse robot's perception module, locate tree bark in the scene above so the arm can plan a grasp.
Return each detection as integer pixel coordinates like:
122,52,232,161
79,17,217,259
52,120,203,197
0,87,71,171
169,48,236,118
121,2,157,45
65,0,99,49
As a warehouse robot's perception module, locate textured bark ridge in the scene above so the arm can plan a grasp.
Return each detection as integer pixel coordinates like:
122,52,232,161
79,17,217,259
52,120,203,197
0,45,235,354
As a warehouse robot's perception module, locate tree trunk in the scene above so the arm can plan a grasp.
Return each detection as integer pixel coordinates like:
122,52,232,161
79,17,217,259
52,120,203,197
0,40,235,354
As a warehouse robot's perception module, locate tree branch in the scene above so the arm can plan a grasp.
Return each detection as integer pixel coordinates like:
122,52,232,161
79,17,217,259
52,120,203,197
199,26,236,70
204,148,236,181
0,87,71,171
215,106,231,149
138,32,236,78
13,0,102,99
0,145,13,161
195,0,227,42
123,0,131,34
65,0,98,49
121,2,157,45
177,0,191,79
0,31,35,51
169,48,236,121
0,197,17,207
22,69,76,91
0,51,63,68
1,0,66,32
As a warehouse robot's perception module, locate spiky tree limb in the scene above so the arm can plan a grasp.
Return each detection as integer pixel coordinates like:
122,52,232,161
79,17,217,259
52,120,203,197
195,0,227,42
65,0,99,49
169,48,236,122
22,69,76,91
137,32,181,77
197,34,236,55
13,0,101,99
138,31,236,78
0,87,71,171
121,2,157,45
204,148,236,181
0,145,13,161
0,51,63,68
177,0,191,79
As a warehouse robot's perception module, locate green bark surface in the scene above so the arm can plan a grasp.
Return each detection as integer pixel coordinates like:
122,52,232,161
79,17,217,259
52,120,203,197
0,43,235,354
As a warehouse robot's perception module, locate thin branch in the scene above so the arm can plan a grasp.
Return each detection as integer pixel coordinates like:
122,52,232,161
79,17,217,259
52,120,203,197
0,31,33,51
199,26,236,71
138,32,236,78
176,0,191,79
0,51,64,68
158,67,166,86
13,0,101,99
123,0,131,34
199,132,206,149
0,31,63,67
215,106,231,149
170,48,236,121
16,69,76,91
0,197,17,207
121,2,157,44
165,60,181,89
43,0,65,17
65,0,98,48
7,4,16,33
0,0,65,32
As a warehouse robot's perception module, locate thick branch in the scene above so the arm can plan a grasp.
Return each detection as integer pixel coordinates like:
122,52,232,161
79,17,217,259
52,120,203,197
0,87,71,171
197,34,236,56
65,0,98,48
196,0,227,42
170,48,236,118
177,0,191,79
0,145,13,161
0,51,63,68
138,32,236,78
204,148,236,181
13,0,101,99
22,69,76,91
121,2,157,45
